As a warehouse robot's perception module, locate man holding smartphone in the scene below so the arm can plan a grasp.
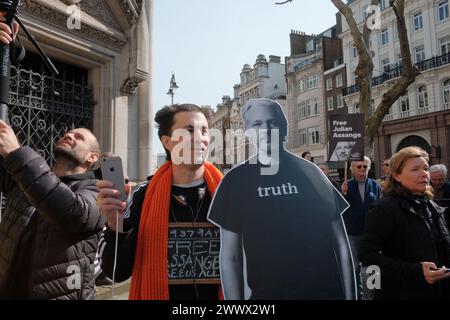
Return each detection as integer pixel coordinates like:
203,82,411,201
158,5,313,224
0,121,104,299
97,103,223,300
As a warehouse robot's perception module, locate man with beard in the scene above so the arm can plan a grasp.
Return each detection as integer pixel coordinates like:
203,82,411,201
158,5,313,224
0,120,104,299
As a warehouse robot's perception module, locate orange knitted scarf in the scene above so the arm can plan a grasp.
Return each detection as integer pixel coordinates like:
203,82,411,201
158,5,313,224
129,161,223,300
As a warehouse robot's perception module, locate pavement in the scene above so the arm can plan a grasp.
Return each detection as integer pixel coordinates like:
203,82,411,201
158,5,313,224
94,279,131,300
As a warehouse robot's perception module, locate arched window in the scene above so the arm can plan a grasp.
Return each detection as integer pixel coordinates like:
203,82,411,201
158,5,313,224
397,135,431,154
444,79,450,109
417,85,428,114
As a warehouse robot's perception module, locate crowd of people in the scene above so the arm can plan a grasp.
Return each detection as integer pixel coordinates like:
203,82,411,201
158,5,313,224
1,18,450,301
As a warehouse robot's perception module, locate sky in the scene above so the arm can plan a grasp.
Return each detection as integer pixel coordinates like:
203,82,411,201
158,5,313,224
152,0,339,154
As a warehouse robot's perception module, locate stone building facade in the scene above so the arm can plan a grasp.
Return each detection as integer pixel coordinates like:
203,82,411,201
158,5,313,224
285,27,342,163
341,0,450,176
12,0,152,181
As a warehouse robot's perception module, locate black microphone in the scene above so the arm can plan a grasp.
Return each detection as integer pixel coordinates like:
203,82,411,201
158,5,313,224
0,0,20,122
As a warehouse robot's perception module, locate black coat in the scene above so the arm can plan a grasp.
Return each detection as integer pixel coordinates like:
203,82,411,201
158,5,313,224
0,147,105,300
359,193,450,299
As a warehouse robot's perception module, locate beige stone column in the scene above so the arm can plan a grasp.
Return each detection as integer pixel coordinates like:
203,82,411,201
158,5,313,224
137,0,153,181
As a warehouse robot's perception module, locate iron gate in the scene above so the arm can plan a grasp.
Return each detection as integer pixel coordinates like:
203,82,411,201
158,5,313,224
8,65,94,167
0,65,94,214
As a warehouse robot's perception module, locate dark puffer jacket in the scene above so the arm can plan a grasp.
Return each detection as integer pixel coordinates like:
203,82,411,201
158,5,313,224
0,147,104,300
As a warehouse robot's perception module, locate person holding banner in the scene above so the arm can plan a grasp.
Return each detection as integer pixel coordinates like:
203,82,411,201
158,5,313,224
341,157,381,299
97,104,223,300
208,98,356,300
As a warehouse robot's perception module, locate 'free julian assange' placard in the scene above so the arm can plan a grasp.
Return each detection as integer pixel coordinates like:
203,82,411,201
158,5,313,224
328,114,365,162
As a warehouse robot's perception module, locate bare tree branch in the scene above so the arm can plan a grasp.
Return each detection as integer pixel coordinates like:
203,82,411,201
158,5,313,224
275,0,292,4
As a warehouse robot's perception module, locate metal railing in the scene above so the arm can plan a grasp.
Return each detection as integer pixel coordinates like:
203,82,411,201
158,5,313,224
343,52,450,96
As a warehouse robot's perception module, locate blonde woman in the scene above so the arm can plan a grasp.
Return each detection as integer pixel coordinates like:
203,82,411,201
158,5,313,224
360,147,450,299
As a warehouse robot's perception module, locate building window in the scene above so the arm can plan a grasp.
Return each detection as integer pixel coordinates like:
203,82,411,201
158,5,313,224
379,0,386,11
400,94,410,115
440,36,450,54
298,128,307,146
443,79,450,110
327,96,334,111
396,53,403,67
350,103,360,114
413,11,423,31
352,45,358,58
439,0,449,22
306,39,315,53
312,98,319,115
298,99,318,119
326,78,333,91
308,127,320,145
382,58,390,72
337,93,344,108
417,86,428,114
336,74,343,87
297,79,305,92
384,103,393,119
306,74,318,90
302,98,319,117
297,102,305,120
414,45,425,63
362,5,369,20
381,28,389,46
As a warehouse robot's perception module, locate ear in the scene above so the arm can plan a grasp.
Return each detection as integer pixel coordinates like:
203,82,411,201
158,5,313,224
160,135,172,153
86,152,100,167
392,171,400,183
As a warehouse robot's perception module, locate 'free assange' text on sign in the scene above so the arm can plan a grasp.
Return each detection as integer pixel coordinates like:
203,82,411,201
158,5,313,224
168,222,220,285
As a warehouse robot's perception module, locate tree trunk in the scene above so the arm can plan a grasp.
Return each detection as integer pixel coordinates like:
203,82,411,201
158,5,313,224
331,0,419,159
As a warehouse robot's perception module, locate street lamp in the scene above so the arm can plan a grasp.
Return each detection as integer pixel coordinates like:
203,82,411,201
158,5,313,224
166,73,179,105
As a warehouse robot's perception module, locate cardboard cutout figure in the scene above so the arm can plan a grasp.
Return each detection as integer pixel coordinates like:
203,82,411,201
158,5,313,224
208,98,356,300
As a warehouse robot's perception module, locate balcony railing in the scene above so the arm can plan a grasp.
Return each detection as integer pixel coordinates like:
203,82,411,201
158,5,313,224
343,52,450,96
418,106,429,115
399,110,410,118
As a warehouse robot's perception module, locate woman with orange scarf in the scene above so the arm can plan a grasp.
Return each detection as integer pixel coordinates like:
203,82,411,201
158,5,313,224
97,104,223,300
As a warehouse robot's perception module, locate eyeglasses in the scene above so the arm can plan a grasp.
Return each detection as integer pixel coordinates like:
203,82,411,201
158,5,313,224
357,165,368,169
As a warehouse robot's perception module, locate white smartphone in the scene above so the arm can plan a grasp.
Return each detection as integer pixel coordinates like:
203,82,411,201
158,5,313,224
100,156,127,203
101,156,127,233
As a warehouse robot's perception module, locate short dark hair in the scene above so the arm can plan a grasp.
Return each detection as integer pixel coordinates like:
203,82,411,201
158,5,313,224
241,98,288,141
301,151,311,158
154,104,213,160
